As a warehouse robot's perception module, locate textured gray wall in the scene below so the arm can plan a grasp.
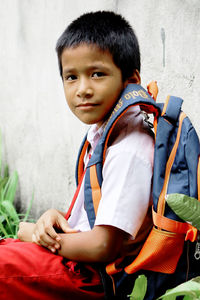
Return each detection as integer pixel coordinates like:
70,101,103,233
0,0,199,218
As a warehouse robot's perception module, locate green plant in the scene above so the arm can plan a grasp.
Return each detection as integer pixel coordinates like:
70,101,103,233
0,132,33,239
129,275,147,300
128,193,200,300
166,193,200,230
158,276,200,299
129,275,200,300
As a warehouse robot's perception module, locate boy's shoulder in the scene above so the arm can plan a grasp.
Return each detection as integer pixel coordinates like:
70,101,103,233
106,106,154,165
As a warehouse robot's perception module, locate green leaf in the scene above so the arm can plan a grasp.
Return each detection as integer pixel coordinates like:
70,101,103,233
3,171,18,204
166,194,200,230
22,191,34,222
0,177,9,196
3,165,9,178
0,215,6,223
0,220,8,237
0,129,2,176
158,277,200,299
1,200,20,223
0,129,29,239
129,275,147,300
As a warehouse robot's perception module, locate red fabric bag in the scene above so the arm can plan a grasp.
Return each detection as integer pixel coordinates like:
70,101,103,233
0,238,104,300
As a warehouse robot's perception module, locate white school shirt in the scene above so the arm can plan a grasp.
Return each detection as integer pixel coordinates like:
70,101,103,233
68,106,154,238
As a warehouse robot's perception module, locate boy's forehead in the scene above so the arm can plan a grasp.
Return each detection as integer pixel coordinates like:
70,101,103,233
61,44,115,69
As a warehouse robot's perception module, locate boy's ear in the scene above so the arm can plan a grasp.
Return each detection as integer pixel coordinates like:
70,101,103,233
124,69,141,87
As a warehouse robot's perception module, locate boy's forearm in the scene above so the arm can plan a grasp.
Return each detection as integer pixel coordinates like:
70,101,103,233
57,225,124,263
18,221,125,263
57,231,103,262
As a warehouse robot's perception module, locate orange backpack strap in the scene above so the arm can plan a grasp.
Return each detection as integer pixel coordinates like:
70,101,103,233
76,139,90,184
157,112,186,216
152,209,197,242
147,81,158,101
84,84,160,228
65,138,90,220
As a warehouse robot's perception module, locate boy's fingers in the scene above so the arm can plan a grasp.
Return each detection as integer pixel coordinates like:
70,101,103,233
32,233,37,243
58,216,77,234
45,225,60,240
34,226,58,247
32,232,60,251
48,244,61,253
33,213,77,248
36,219,59,242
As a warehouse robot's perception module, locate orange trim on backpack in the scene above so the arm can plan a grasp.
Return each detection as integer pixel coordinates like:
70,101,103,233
77,140,90,183
153,117,158,139
66,140,90,220
124,226,185,274
89,165,101,215
161,96,170,116
152,209,198,242
140,103,160,116
157,112,187,216
147,81,158,101
106,257,124,276
197,156,200,201
65,168,87,220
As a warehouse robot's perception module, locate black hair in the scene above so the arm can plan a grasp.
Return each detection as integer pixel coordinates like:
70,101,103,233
56,11,140,81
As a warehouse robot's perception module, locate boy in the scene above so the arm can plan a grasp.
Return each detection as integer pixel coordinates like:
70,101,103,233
0,11,154,299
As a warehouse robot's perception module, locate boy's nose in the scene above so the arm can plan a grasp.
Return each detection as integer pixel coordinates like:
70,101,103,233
76,78,93,99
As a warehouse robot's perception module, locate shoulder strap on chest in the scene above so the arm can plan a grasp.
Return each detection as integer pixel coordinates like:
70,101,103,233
89,84,159,166
76,84,160,184
75,135,89,186
81,84,160,228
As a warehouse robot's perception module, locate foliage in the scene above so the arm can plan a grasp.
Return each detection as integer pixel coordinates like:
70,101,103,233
129,275,147,300
0,132,33,239
163,193,200,298
129,276,200,300
158,277,200,300
129,193,200,299
166,193,200,230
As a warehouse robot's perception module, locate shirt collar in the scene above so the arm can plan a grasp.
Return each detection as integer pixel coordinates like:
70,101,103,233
87,123,104,151
87,105,141,151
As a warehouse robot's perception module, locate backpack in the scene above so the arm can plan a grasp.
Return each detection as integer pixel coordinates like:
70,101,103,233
66,82,200,299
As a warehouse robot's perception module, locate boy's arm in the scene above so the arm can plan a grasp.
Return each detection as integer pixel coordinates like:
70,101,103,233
18,209,76,245
57,225,125,262
18,209,126,262
33,209,125,262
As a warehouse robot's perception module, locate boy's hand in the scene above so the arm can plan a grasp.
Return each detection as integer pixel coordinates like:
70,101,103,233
18,222,36,242
32,209,77,253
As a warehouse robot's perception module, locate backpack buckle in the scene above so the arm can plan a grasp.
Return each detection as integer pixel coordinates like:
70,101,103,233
194,232,200,260
185,227,198,242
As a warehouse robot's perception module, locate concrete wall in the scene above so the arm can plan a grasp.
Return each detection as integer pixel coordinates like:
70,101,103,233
0,0,199,218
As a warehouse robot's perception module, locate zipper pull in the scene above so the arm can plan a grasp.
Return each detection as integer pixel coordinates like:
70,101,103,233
194,232,200,260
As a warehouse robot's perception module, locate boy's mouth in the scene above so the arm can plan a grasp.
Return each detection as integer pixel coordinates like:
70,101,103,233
77,103,99,109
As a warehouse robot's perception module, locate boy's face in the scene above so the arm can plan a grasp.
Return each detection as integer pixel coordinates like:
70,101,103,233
61,44,125,127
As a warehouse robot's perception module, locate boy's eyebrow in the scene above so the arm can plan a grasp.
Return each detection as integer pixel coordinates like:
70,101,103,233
62,67,76,74
62,64,111,74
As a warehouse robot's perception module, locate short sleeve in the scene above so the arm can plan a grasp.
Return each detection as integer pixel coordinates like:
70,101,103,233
94,127,154,237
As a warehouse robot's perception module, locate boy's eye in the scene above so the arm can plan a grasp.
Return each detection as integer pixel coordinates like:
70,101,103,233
92,72,105,78
65,75,77,81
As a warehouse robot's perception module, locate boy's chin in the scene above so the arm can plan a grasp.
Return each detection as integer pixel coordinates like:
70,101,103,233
80,119,104,127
